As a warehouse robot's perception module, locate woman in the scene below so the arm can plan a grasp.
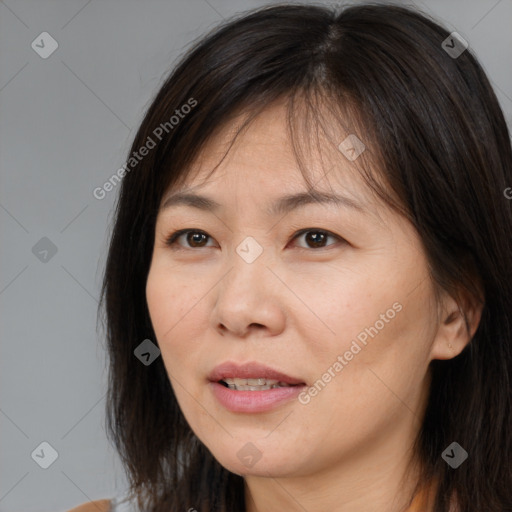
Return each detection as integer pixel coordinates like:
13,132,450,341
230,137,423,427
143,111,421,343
70,2,512,511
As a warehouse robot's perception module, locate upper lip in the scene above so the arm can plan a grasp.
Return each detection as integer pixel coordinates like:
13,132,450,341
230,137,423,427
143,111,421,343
208,361,306,385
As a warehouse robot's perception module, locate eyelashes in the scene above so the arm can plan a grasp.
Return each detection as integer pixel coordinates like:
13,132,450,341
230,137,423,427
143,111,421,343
164,228,346,251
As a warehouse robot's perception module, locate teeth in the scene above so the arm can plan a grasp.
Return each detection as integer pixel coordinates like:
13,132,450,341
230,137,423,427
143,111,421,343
222,377,292,390
224,378,280,386
227,384,275,390
247,378,268,386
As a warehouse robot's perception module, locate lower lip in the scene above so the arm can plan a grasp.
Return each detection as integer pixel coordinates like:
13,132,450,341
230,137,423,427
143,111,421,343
209,382,306,413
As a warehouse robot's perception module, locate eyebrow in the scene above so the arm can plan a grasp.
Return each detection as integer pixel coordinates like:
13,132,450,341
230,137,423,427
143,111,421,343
160,189,365,216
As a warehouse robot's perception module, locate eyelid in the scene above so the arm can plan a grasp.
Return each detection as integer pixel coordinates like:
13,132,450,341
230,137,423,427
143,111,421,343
164,228,345,250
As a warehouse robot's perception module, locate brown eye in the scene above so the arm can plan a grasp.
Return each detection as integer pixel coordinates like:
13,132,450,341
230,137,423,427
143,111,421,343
186,231,209,247
292,229,342,249
165,229,214,249
304,231,328,248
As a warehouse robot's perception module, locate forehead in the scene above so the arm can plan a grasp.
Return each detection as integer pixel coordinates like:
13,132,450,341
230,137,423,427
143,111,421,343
166,99,375,208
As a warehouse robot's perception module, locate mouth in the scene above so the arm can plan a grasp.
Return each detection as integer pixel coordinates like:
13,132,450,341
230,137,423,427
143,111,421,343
218,378,300,391
208,361,307,413
208,360,306,387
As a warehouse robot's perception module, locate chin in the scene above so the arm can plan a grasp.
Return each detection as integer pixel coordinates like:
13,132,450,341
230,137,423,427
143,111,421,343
205,440,302,478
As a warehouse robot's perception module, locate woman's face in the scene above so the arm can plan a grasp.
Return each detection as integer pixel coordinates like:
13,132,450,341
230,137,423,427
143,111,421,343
146,100,446,481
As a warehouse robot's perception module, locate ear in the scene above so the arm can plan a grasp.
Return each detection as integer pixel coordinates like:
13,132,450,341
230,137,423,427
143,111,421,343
430,288,484,361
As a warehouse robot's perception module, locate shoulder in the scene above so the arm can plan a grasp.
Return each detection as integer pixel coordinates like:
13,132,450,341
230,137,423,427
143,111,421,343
66,499,112,512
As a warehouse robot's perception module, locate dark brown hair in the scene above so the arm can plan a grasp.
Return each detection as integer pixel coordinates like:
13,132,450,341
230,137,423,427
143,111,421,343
98,3,512,511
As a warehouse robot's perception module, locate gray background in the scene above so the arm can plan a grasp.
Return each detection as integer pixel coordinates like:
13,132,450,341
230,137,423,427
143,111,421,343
0,0,511,510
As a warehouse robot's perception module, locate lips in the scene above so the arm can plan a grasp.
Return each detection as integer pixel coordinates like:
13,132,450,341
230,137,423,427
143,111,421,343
208,361,307,413
208,361,306,386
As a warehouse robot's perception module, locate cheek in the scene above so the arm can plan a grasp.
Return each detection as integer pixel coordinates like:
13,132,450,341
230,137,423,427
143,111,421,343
300,260,434,390
323,284,434,419
145,264,208,360
145,265,209,421
147,259,201,325
292,267,395,351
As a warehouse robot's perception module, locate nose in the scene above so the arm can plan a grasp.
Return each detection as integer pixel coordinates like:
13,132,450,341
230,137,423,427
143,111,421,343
210,246,286,339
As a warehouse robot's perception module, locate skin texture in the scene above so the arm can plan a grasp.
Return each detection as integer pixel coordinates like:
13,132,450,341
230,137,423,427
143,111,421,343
146,99,482,512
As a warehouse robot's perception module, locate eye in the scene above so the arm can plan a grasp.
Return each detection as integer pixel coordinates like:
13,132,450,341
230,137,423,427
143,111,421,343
291,228,343,249
164,228,345,251
165,229,215,249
